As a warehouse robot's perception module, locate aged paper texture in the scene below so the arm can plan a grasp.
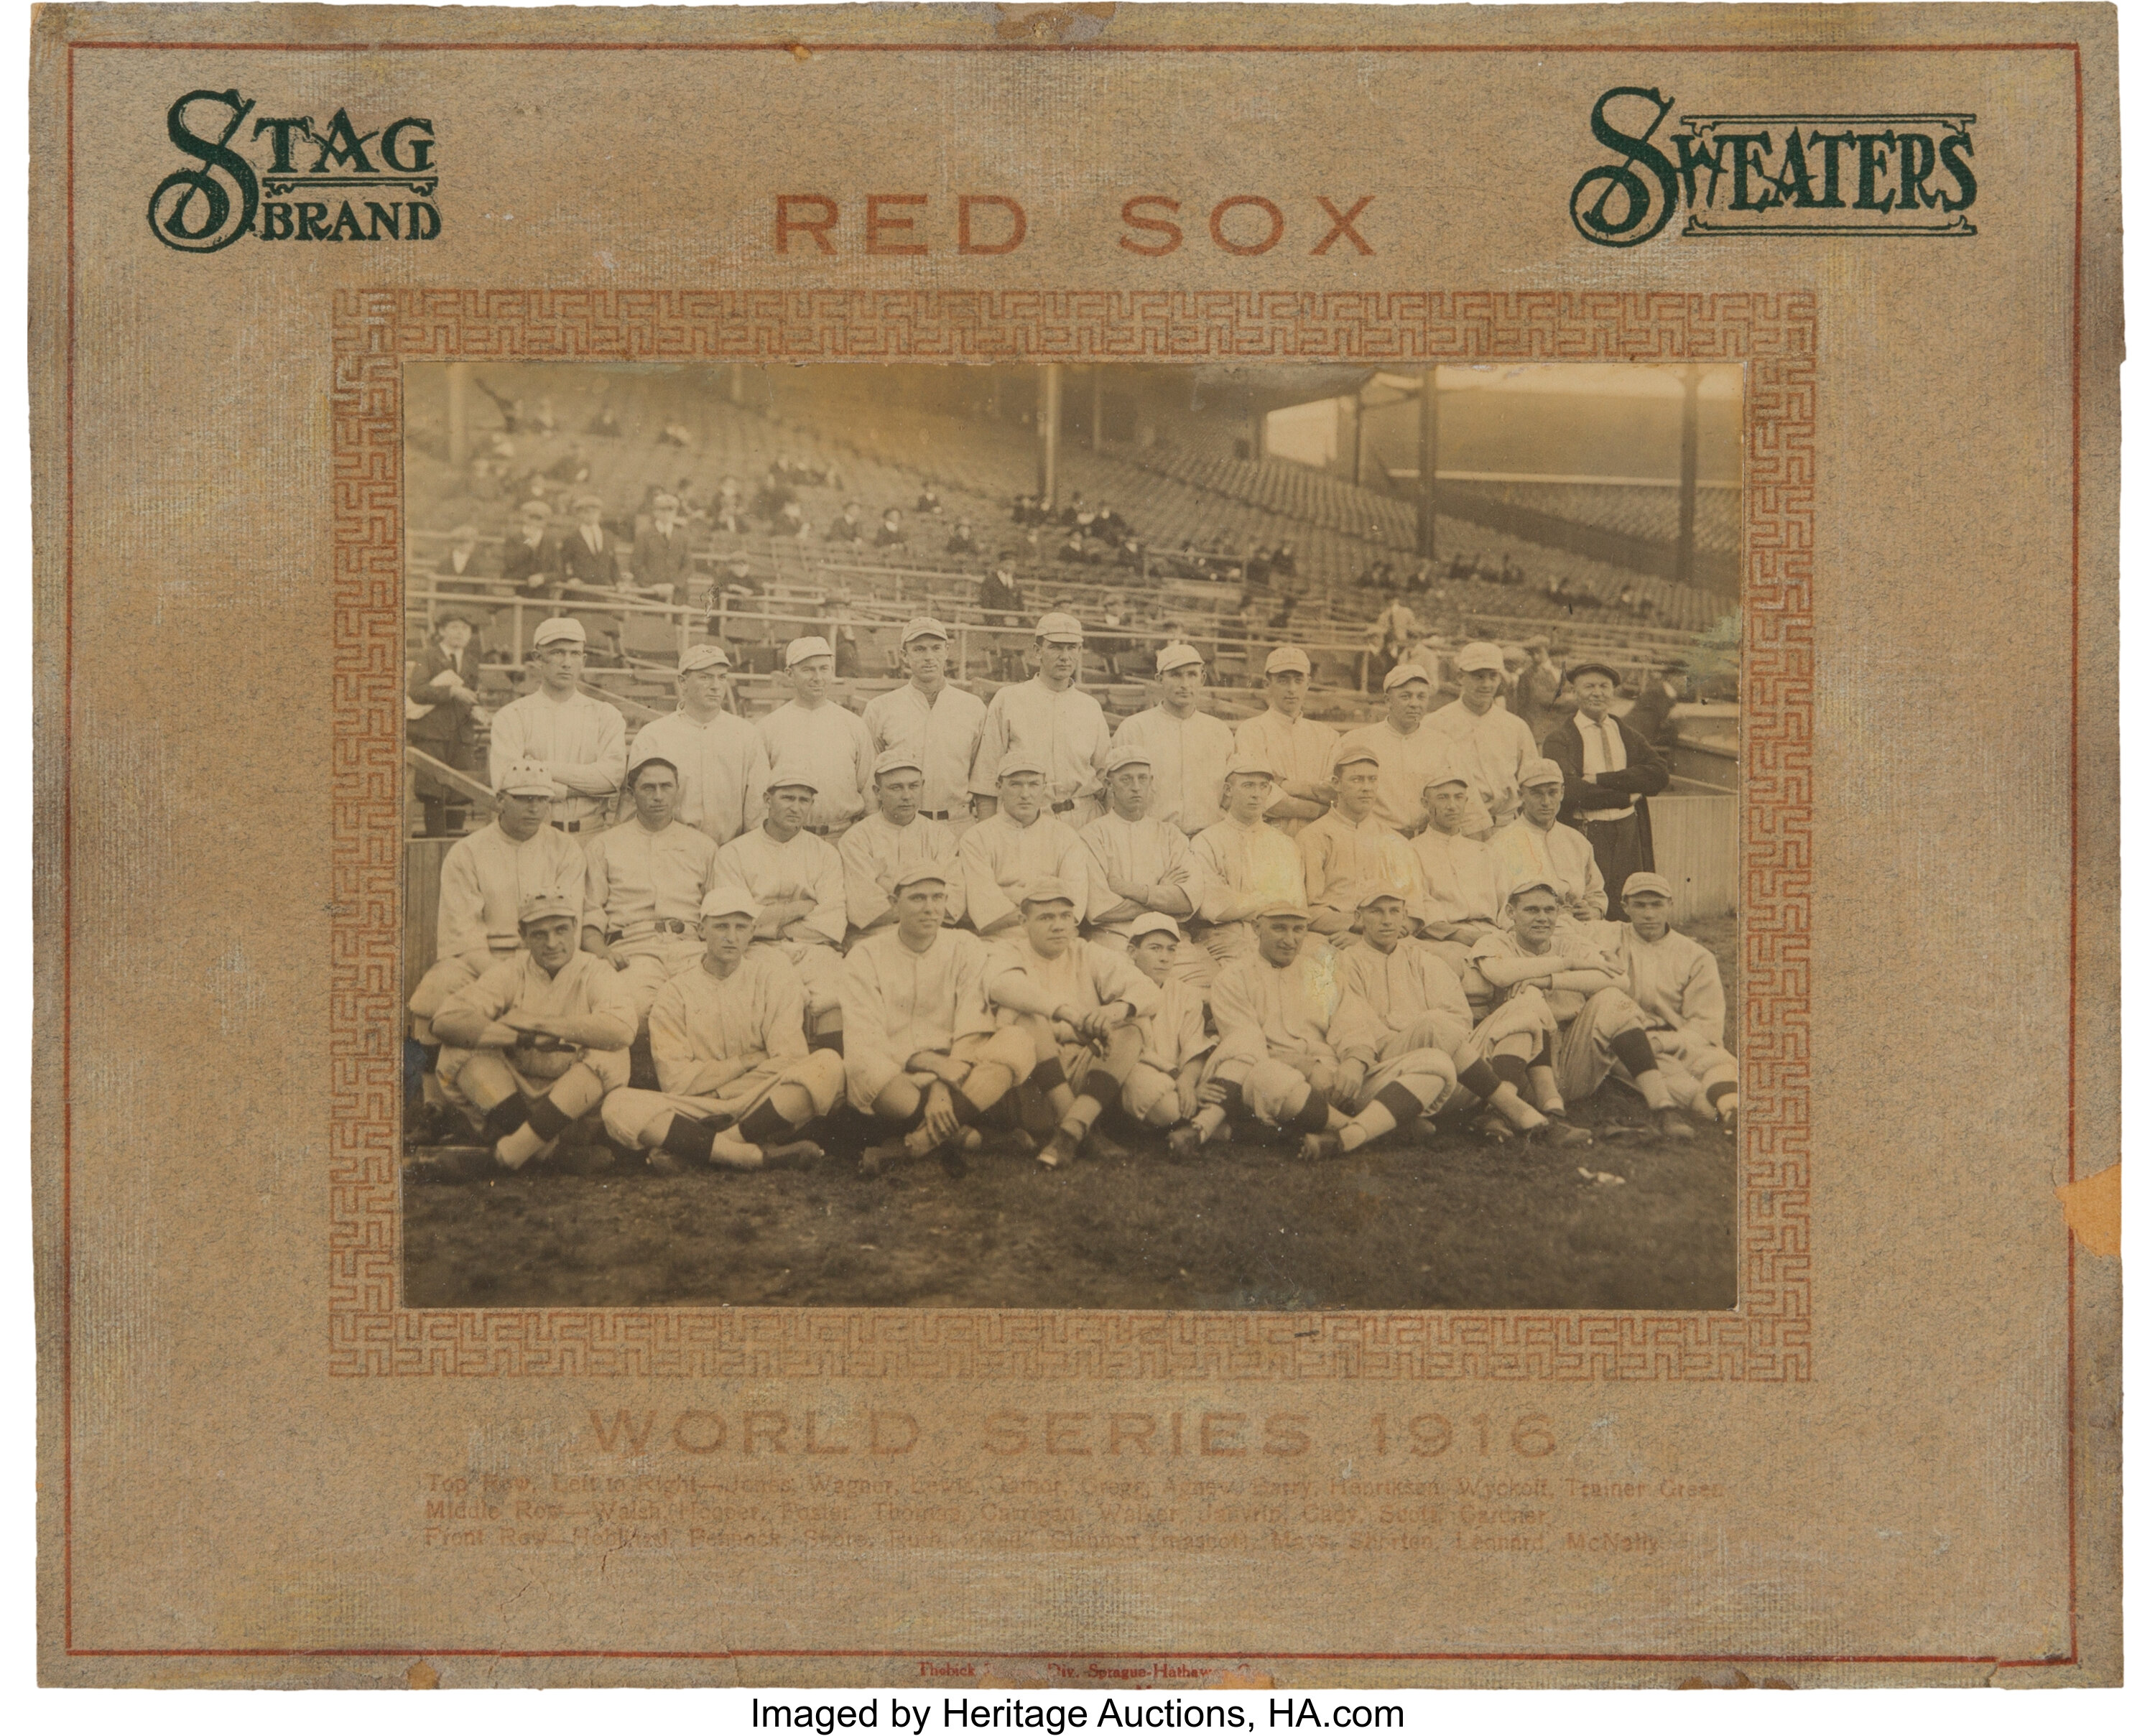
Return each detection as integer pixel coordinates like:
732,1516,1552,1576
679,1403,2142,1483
28,2,2121,1688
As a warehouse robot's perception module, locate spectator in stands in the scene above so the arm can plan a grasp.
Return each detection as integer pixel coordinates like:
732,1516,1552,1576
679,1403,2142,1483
555,491,628,660
753,473,794,523
862,617,988,833
1544,660,1669,919
1516,636,1566,743
1115,537,1144,572
487,616,628,835
756,636,875,835
436,524,492,595
980,562,1025,628
1333,664,1451,837
874,507,909,550
1626,659,1690,750
959,751,1095,939
828,499,868,544
628,643,769,849
945,519,981,558
714,474,743,528
631,491,695,610
1060,491,1086,527
1427,641,1539,836
1373,595,1420,688
916,485,942,515
408,613,489,838
588,401,622,437
777,501,811,540
1094,503,1126,540
545,444,592,486
1113,644,1237,837
1057,529,1093,565
500,498,558,606
1238,646,1338,836
1011,492,1037,524
969,612,1113,827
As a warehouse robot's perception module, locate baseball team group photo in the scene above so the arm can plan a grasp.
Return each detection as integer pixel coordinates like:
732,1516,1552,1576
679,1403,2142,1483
395,357,1746,1313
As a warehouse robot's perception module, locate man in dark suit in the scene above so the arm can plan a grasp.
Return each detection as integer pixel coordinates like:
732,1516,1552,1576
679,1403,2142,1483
494,498,560,662
1542,660,1669,919
556,491,626,659
435,524,494,597
409,613,490,836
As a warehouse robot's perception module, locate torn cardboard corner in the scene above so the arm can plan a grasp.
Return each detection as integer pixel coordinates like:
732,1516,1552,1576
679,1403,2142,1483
2055,1166,2121,1257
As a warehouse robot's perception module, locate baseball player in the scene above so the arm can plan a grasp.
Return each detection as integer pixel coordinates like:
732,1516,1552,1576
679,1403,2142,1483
1489,756,1605,923
983,881,1160,1169
597,886,845,1172
1577,871,1739,1133
839,862,1038,1175
1470,875,1692,1140
580,753,720,1027
1426,639,1539,835
1078,741,1197,944
486,616,629,834
1412,764,1508,983
1340,885,1581,1147
1119,911,1223,1141
627,641,769,848
406,758,589,1108
838,746,968,942
860,617,987,835
712,763,848,1050
1297,741,1423,938
755,635,875,835
1330,663,1453,836
1205,900,1455,1161
957,748,1094,938
1235,645,1339,835
967,611,1112,825
425,889,636,1178
1110,641,1237,835
1185,753,1308,984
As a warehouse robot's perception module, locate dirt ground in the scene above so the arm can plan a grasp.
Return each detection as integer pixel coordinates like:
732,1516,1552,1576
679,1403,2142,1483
404,917,1741,1314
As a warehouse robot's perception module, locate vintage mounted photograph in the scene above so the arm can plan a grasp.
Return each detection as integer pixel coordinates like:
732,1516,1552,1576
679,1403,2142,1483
396,358,1744,1314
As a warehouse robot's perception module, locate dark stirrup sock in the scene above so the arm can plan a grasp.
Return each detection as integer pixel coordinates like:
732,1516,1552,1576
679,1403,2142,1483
1705,1081,1738,1110
809,1030,843,1053
526,1094,574,1142
1029,1057,1067,1094
1608,1029,1661,1081
661,1115,718,1164
1375,1082,1426,1125
1080,1069,1120,1108
1488,1054,1531,1094
1530,1036,1554,1070
1294,1090,1333,1133
1457,1059,1504,1101
736,1101,794,1145
481,1095,532,1143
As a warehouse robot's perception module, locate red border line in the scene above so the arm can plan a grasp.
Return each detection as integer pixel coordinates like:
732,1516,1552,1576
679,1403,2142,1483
56,33,2089,1671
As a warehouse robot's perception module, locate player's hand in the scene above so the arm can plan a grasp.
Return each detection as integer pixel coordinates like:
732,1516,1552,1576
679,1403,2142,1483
1307,1062,1338,1098
1197,1080,1227,1108
927,1054,971,1086
1178,1076,1202,1120
1334,1059,1367,1103
921,1082,960,1147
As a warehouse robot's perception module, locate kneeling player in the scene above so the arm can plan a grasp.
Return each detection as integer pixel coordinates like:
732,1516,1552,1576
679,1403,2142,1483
1590,872,1739,1133
429,890,636,1176
838,863,1037,1174
1118,911,1222,1141
598,887,845,1171
1208,900,1456,1160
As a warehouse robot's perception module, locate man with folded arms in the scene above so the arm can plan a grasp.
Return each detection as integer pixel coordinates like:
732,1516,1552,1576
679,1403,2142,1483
958,749,1094,939
1185,754,1309,985
756,634,875,836
1298,742,1422,940
1330,662,1452,836
983,881,1160,1169
968,611,1111,825
598,886,844,1173
1111,641,1237,836
1235,645,1339,835
839,746,968,943
627,641,769,848
1427,639,1539,837
1491,755,1605,924
580,753,719,1028
486,615,627,835
713,765,848,1050
1544,658,1669,919
1078,741,1197,945
840,863,1037,1175
427,889,636,1178
861,616,988,837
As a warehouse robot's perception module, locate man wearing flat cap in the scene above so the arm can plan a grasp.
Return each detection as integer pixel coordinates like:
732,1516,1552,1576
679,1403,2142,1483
627,641,769,848
840,863,1037,1175
1078,741,1197,944
861,617,987,836
487,616,628,835
968,611,1112,826
435,522,492,595
598,886,846,1173
580,753,720,1029
1543,659,1669,918
425,888,636,1178
407,611,488,838
1426,639,1539,837
839,746,968,943
1111,642,1237,836
1331,661,1455,837
1297,742,1423,939
1185,753,1309,985
756,634,875,835
499,497,558,603
555,491,627,657
1236,644,1339,836
1491,756,1606,925
713,764,848,1050
629,491,697,610
958,748,1095,938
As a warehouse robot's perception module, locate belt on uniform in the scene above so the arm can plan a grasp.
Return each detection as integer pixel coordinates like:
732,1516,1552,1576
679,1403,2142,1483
618,918,695,938
1050,799,1077,814
919,809,953,820
550,819,585,834
802,822,835,836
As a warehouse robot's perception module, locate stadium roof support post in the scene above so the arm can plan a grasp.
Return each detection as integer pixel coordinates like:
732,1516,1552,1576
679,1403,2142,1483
447,362,469,468
1677,365,1701,592
1415,365,1439,558
1037,362,1062,508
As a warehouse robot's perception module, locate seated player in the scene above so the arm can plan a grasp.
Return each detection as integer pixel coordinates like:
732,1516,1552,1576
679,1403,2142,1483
1490,756,1605,924
958,749,1093,938
983,881,1160,1168
1299,743,1422,938
1118,911,1221,1140
580,753,719,1026
1185,754,1307,985
1411,765,1506,982
1583,872,1740,1133
839,863,1038,1175
1206,900,1456,1160
1078,741,1196,944
1470,876,1692,1139
1338,885,1582,1146
598,886,845,1171
713,763,847,1050
427,890,636,1177
838,746,967,944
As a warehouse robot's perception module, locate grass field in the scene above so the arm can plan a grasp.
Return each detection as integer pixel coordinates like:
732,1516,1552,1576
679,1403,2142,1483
404,918,1739,1314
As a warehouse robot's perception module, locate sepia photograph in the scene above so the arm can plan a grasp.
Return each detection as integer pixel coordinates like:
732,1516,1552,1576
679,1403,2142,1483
397,358,1744,1314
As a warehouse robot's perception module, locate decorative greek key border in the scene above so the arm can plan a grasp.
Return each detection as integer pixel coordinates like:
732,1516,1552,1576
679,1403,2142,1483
330,289,1812,1380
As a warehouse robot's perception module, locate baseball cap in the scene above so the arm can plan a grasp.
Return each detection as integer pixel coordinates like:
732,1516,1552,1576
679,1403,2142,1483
1221,752,1277,783
1155,641,1203,674
1382,662,1432,691
699,886,761,920
1524,635,1550,653
516,499,551,521
1125,912,1183,944
1249,896,1310,920
873,746,924,778
1505,873,1560,903
1453,641,1507,674
1567,660,1623,687
493,758,563,799
766,763,820,794
785,635,835,667
1422,762,1470,792
1332,743,1380,771
997,748,1049,780
1103,741,1153,774
517,890,580,926
1354,883,1411,911
680,642,733,673
1519,756,1565,789
1264,646,1312,675
1623,871,1676,900
890,861,952,891
1017,879,1078,909
1035,612,1084,644
901,616,950,644
626,752,680,784
532,616,587,648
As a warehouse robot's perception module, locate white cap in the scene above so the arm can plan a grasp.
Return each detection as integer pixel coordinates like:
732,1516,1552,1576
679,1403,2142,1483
1155,641,1203,675
1453,640,1507,674
785,635,834,667
1264,646,1312,675
532,617,586,648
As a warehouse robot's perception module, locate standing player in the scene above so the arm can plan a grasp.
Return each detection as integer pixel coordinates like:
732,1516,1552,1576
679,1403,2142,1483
958,750,1094,938
1185,756,1307,984
486,616,628,834
1110,642,1237,836
838,747,968,942
1426,639,1539,837
579,754,719,1028
1490,756,1605,924
756,635,876,835
713,765,848,1050
968,611,1112,825
839,863,1039,1174
1297,742,1422,939
1235,645,1339,835
860,617,987,837
1581,872,1739,1133
627,642,769,848
1331,664,1452,835
1078,742,1197,944
598,886,845,1172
